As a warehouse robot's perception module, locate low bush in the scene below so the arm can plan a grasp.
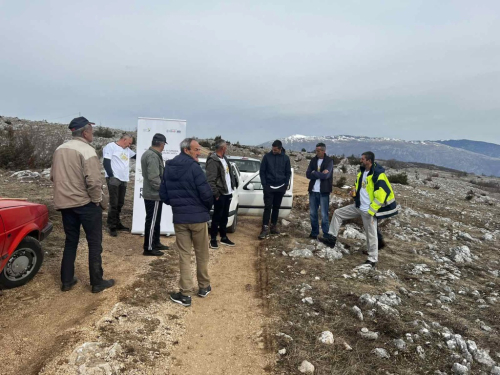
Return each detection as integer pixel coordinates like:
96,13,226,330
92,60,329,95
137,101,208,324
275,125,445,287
388,172,408,185
335,176,347,188
93,127,114,138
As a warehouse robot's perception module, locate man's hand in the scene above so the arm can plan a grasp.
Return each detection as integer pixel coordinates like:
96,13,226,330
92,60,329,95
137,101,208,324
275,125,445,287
109,176,121,187
322,169,329,174
216,196,219,201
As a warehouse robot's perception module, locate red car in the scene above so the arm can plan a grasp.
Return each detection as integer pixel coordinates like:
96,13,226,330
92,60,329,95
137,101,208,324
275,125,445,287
0,199,52,288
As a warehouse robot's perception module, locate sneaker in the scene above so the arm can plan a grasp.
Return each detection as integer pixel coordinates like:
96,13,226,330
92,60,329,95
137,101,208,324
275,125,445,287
143,249,164,256
209,239,219,249
61,277,78,292
220,237,235,246
198,285,212,298
170,292,192,307
109,228,118,237
362,260,377,268
270,224,280,235
308,234,319,240
258,225,269,240
91,279,115,293
319,235,337,248
116,223,130,231
154,243,169,250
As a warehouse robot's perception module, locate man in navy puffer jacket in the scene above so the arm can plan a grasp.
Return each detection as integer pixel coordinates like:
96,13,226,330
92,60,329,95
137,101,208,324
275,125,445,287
160,138,213,307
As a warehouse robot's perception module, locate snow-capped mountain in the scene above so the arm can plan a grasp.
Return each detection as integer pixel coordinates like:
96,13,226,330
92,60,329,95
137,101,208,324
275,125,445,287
259,135,500,177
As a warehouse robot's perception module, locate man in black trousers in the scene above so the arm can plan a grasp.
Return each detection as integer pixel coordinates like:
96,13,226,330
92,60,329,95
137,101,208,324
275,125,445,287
141,133,169,256
258,140,291,239
206,139,236,249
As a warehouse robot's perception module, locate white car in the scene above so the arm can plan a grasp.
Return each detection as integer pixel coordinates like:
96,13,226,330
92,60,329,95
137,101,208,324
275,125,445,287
226,156,261,182
199,158,294,233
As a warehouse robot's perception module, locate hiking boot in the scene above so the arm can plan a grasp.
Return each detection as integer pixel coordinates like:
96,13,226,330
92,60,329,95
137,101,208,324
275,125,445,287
209,239,219,249
220,237,235,246
61,277,78,292
362,260,377,269
258,225,269,240
109,228,118,237
116,223,130,231
319,235,337,248
270,224,280,235
91,279,115,293
170,292,192,307
198,285,212,298
143,249,164,256
154,243,169,250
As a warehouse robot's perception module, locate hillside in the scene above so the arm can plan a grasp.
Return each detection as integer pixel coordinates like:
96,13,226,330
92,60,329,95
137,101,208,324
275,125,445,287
260,135,500,177
435,139,500,159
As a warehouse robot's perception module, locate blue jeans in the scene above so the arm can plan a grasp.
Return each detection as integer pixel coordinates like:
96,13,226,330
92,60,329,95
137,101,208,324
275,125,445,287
309,192,330,237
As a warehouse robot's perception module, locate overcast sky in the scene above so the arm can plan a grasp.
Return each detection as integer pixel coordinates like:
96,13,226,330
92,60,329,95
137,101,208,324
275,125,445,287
1,0,499,145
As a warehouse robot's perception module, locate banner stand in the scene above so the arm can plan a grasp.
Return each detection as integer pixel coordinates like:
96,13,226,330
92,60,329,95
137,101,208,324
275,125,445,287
131,117,186,235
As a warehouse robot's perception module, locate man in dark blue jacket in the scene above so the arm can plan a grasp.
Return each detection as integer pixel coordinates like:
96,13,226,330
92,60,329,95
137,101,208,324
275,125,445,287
306,142,334,240
160,138,213,307
258,140,291,239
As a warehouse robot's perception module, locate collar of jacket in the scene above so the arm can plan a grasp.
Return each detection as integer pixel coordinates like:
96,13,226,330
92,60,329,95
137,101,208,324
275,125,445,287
179,151,200,165
74,136,93,147
149,147,163,158
208,152,226,163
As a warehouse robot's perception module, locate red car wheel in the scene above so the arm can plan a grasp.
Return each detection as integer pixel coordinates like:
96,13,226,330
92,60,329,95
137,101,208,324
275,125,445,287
0,237,44,289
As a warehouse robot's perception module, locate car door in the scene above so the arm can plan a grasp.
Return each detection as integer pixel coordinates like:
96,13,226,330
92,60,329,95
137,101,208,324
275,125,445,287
238,169,294,217
0,215,5,257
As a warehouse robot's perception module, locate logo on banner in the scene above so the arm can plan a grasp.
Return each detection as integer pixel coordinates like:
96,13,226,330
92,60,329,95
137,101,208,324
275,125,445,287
143,127,151,132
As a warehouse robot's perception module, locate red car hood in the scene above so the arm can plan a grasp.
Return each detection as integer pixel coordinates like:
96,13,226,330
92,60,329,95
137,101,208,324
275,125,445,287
0,200,41,209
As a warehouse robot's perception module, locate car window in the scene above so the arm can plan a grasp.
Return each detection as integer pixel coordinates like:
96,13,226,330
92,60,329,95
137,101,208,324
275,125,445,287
229,159,260,173
200,162,206,174
232,166,239,188
244,174,263,190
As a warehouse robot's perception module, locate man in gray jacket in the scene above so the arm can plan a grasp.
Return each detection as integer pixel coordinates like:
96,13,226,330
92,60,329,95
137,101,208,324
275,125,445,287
141,133,168,256
206,139,236,249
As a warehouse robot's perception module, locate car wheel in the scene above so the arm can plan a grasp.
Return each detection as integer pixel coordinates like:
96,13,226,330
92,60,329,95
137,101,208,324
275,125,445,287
0,236,44,289
227,208,238,233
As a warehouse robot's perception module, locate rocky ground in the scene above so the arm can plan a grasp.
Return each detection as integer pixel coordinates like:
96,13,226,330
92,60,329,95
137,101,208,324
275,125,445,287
1,117,499,374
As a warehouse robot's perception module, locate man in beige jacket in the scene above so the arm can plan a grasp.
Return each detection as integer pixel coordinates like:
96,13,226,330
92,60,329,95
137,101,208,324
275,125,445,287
51,116,114,293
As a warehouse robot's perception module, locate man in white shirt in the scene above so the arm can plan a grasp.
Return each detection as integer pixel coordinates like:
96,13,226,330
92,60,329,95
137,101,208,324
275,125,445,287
206,139,237,249
103,134,136,237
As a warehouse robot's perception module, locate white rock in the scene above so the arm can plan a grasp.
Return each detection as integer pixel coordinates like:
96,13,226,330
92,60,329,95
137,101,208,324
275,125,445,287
302,297,314,305
289,249,314,258
450,246,472,263
278,348,287,355
416,345,425,359
376,302,400,320
474,349,496,367
318,331,335,345
351,306,364,321
490,366,500,375
281,219,291,227
359,293,377,308
298,360,315,374
372,348,390,359
452,363,469,374
358,329,379,340
342,225,366,240
393,339,406,351
378,291,402,306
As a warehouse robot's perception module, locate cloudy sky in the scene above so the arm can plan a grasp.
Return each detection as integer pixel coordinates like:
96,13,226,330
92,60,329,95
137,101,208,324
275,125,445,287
1,0,499,145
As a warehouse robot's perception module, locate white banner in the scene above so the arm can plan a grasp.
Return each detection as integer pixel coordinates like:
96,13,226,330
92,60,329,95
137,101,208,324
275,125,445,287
131,117,187,235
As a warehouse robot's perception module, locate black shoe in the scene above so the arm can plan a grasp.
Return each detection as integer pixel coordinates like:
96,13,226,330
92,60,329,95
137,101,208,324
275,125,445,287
116,223,130,231
319,235,337,248
308,234,319,240
209,239,219,249
170,292,192,307
92,279,115,293
220,237,235,246
154,243,169,250
143,249,164,256
270,224,280,235
363,260,377,268
198,285,212,298
61,277,78,292
109,228,118,237
258,225,269,240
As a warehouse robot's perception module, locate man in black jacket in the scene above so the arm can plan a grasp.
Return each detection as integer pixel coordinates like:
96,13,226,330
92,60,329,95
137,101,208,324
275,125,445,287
206,139,237,249
306,142,334,240
258,140,291,239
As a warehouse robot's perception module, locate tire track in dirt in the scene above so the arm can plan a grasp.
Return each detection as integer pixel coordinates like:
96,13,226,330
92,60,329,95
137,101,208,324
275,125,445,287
168,217,273,375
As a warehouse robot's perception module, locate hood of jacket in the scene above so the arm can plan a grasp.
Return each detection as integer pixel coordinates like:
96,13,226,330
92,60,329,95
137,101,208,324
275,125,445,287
166,152,199,180
360,163,385,179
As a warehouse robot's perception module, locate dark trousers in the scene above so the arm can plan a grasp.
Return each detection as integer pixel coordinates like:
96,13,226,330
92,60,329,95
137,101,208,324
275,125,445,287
210,194,232,239
144,200,163,251
106,178,127,229
263,189,285,226
60,202,103,285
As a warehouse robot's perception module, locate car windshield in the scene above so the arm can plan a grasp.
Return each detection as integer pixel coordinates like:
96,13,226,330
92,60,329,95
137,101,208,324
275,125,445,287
229,159,260,173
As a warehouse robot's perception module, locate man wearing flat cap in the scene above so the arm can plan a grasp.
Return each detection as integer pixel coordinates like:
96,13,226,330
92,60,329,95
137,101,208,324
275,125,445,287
51,116,115,293
141,133,169,256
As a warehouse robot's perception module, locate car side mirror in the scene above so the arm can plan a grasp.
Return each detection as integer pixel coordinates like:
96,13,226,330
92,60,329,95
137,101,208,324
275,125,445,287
247,184,255,191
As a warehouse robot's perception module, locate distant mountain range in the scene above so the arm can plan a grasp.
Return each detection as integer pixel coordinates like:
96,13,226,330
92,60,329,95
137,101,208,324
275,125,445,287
259,135,500,177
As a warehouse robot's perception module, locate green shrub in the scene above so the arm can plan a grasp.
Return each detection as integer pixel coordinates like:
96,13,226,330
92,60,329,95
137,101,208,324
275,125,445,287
388,172,408,185
335,176,347,188
347,154,359,165
93,127,114,138
341,165,347,173
301,148,306,152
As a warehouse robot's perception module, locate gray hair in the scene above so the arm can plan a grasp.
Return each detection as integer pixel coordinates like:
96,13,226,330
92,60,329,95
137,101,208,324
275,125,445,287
214,139,226,151
119,133,133,140
180,137,195,153
72,124,92,138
